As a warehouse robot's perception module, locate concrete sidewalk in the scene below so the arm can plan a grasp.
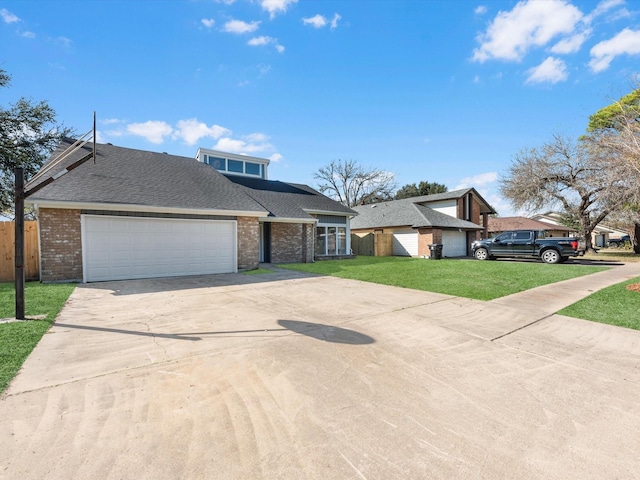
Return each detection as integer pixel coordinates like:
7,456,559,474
1,263,639,479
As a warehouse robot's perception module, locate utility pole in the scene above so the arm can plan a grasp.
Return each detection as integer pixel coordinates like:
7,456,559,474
14,167,25,320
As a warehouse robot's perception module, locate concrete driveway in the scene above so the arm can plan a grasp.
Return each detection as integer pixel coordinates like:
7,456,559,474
2,265,640,479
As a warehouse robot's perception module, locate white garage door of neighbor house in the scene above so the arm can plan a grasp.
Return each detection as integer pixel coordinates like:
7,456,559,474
442,230,468,257
82,215,236,282
392,230,418,256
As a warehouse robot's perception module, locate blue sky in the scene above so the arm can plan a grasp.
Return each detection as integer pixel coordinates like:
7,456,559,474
1,0,639,216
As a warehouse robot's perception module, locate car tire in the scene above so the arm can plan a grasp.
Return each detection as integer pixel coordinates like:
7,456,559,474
541,249,561,264
474,248,489,260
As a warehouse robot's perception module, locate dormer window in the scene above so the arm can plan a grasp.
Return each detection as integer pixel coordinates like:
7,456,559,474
196,148,269,179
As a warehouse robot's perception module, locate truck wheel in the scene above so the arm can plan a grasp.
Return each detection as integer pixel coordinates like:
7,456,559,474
541,249,561,264
474,248,489,260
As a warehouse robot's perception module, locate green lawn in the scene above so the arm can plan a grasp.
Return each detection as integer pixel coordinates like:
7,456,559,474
558,276,640,330
280,256,608,301
0,282,76,394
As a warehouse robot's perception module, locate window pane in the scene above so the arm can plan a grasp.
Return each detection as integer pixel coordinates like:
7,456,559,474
315,227,326,255
228,159,243,173
328,227,337,255
337,227,347,254
208,156,226,171
245,162,260,175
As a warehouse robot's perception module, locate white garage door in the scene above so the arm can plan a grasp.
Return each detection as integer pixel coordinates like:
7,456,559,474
82,215,236,282
442,230,468,257
392,230,418,256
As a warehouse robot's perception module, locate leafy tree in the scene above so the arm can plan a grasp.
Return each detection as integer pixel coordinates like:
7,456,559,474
314,159,397,207
499,134,629,252
395,181,447,199
0,69,71,216
585,86,640,252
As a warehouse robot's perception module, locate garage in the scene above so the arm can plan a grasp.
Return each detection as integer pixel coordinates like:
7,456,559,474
392,230,418,256
442,230,468,257
82,215,236,282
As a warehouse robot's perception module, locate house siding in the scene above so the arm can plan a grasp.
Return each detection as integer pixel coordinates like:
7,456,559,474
237,216,259,270
39,208,83,282
271,222,312,263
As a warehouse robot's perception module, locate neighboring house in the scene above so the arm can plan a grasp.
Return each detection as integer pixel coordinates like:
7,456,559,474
530,212,629,247
487,216,577,238
25,139,355,283
350,189,495,258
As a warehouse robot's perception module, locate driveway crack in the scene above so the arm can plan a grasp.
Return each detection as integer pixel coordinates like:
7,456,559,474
489,314,553,342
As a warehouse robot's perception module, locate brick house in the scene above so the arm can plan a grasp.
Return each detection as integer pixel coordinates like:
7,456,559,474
350,189,495,258
26,139,355,282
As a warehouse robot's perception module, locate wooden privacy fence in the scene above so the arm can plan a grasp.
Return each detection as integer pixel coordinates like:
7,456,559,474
0,221,39,281
351,232,393,257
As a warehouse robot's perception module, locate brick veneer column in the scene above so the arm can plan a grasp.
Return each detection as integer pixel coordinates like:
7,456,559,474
38,208,83,282
237,216,259,270
271,223,306,263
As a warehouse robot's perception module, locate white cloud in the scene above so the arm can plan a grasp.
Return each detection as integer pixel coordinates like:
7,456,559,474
213,136,274,155
261,0,298,19
303,14,327,28
174,119,231,145
248,36,284,53
550,29,591,54
303,13,341,29
20,30,35,39
330,13,341,30
0,8,19,23
56,36,72,48
223,19,260,34
525,56,569,84
127,121,173,144
455,172,498,189
584,0,625,23
472,0,582,62
201,18,215,28
474,5,487,15
269,153,283,162
589,28,640,73
102,118,125,125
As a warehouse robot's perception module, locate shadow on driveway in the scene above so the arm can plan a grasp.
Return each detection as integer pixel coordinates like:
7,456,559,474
54,320,375,345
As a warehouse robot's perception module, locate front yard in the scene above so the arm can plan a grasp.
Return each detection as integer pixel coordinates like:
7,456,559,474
0,282,76,394
280,256,609,301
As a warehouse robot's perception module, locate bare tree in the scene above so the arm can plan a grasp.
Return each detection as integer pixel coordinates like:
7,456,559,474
585,85,640,252
314,159,397,208
499,134,629,251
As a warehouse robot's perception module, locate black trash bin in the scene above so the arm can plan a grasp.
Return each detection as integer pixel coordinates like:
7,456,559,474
429,244,443,260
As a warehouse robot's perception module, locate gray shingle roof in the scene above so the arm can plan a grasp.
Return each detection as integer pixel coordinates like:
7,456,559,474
351,195,483,231
224,175,356,220
25,138,353,221
25,139,267,214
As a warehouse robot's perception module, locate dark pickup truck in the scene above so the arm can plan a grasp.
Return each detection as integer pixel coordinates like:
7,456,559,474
471,230,585,264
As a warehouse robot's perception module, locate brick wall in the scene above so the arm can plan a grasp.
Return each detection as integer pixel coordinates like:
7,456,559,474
417,228,442,257
39,208,83,282
237,216,259,270
271,222,307,263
